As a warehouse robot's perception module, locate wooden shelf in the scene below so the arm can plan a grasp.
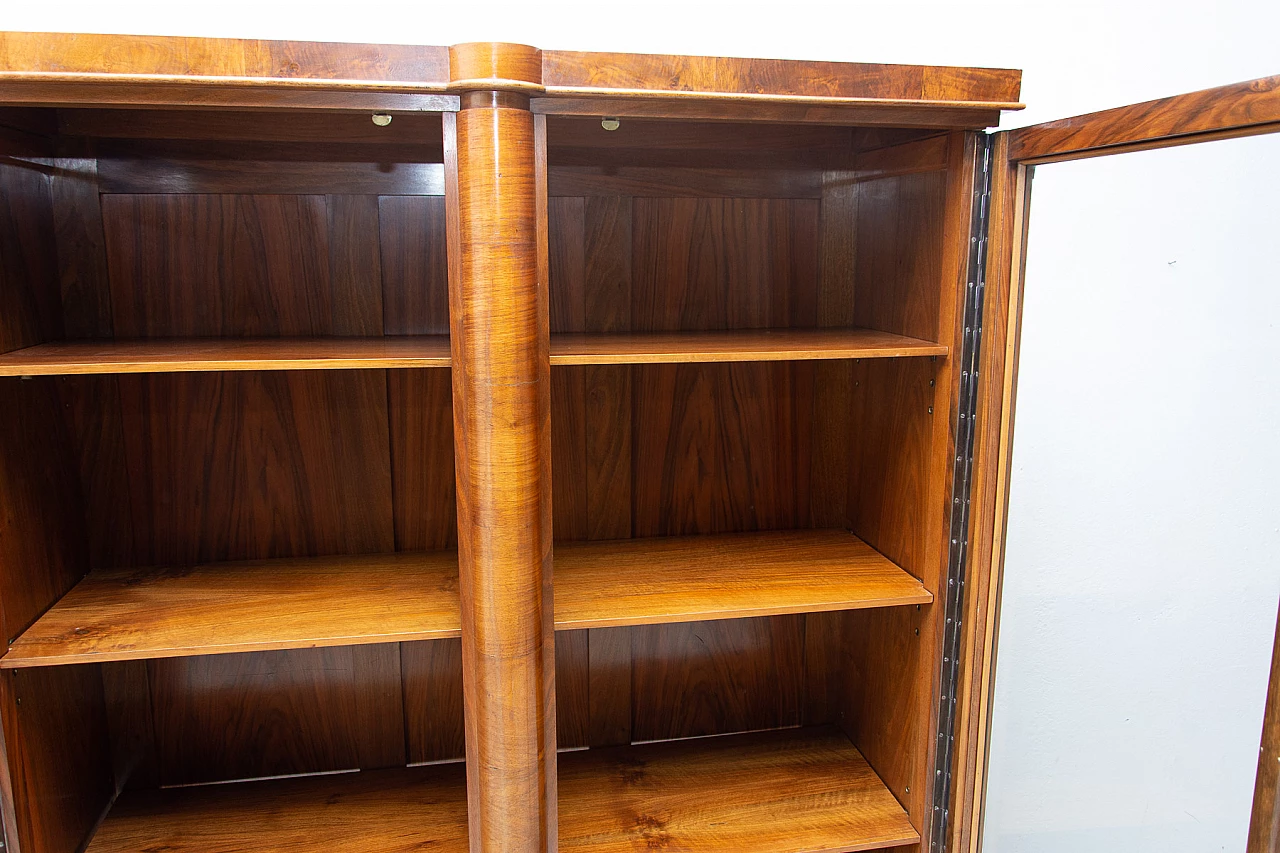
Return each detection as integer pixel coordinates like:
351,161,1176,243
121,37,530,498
555,529,931,630
0,329,943,376
551,328,947,365
85,727,917,853
0,336,452,376
1,553,463,667
2,530,927,668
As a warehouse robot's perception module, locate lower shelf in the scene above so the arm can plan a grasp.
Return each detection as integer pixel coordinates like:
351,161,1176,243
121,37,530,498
86,727,917,853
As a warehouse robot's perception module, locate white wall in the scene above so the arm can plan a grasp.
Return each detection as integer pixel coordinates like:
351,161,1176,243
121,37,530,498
3,2,1276,849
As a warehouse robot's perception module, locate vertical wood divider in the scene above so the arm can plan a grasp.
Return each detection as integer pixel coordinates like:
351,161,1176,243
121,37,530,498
445,43,557,853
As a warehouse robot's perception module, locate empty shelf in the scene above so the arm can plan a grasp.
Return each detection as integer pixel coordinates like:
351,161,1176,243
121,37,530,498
85,727,916,853
554,529,931,630
2,552,462,667
550,328,947,365
0,329,944,376
3,530,927,668
86,763,468,853
0,336,452,375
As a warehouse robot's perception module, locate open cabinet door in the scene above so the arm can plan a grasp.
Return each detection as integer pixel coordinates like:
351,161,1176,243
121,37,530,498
950,75,1280,853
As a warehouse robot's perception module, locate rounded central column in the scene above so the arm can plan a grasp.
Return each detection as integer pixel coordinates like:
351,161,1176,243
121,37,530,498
445,43,556,853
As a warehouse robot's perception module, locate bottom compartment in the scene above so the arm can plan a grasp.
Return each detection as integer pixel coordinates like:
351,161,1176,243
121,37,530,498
87,727,916,853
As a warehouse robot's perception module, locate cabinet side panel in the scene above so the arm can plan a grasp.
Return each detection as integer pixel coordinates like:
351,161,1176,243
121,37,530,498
841,133,974,840
0,154,63,353
0,665,114,853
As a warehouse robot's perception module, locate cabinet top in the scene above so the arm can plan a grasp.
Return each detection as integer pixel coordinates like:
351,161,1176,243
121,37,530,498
0,33,1023,127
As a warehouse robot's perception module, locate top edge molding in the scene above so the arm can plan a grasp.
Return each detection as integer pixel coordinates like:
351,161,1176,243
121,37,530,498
0,31,1023,120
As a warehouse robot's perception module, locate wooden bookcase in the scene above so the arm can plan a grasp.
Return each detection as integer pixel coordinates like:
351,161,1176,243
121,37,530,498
0,32,1275,853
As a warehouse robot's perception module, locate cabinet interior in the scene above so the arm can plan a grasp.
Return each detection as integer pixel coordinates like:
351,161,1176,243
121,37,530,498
0,105,972,853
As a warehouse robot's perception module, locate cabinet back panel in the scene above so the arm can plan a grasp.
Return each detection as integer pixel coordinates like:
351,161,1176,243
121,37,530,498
148,644,405,786
63,370,398,568
388,368,456,552
103,194,340,338
378,196,450,336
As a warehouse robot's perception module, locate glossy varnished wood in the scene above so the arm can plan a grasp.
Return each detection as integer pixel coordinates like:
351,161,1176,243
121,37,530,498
86,764,469,853
447,81,556,849
0,34,1021,126
4,529,924,667
150,644,405,785
84,727,914,853
558,727,918,852
1009,74,1280,163
0,331,945,375
551,328,945,365
2,553,459,667
0,336,452,374
0,665,114,853
555,529,929,629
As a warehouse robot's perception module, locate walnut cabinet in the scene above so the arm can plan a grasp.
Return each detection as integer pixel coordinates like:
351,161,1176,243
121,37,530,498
0,32,1276,853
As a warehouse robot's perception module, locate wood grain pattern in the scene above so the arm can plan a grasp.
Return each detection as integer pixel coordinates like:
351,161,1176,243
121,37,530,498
4,552,459,666
0,32,455,111
555,530,929,629
558,727,919,853
388,368,457,551
150,644,406,785
0,32,450,86
5,529,923,667
448,98,556,852
0,377,89,645
541,49,1020,105
84,727,915,853
631,616,804,742
586,627,631,748
632,362,811,537
0,331,943,375
842,132,977,835
631,197,818,332
98,152,445,195
100,659,157,791
553,328,945,364
0,665,114,853
88,764,469,853
0,336,452,374
109,370,394,567
556,629,590,750
550,166,823,199
379,195,450,334
532,97,1006,129
1010,74,1280,163
0,156,62,354
60,109,445,145
547,117,853,171
47,152,114,339
103,193,369,337
402,638,466,765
